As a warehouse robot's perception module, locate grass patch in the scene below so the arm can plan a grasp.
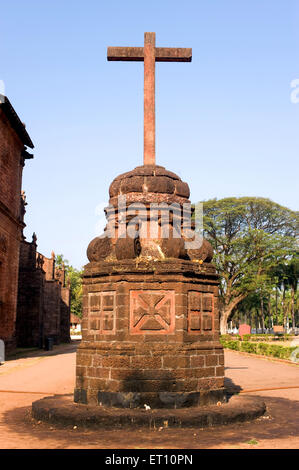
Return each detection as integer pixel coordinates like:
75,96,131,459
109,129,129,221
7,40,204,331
246,439,259,445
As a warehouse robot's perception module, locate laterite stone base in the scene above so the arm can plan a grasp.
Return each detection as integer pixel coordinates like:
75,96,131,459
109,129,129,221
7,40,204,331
75,260,225,407
74,388,225,409
32,393,266,429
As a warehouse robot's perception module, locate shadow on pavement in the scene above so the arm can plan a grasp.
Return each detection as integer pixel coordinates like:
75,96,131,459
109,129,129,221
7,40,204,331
2,394,299,449
5,342,79,362
225,367,249,370
224,377,242,395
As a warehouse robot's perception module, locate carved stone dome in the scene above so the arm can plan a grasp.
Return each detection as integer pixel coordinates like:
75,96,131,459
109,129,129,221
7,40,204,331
109,165,190,205
87,163,213,264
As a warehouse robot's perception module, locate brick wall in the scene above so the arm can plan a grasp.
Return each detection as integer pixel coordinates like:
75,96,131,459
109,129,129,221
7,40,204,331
60,286,71,343
43,280,61,344
16,240,71,347
0,109,23,218
0,108,25,350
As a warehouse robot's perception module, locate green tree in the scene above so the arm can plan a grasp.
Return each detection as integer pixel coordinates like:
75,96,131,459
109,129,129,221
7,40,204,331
273,257,299,330
55,254,69,268
67,266,83,318
201,197,298,333
55,254,83,318
284,258,299,331
233,279,273,332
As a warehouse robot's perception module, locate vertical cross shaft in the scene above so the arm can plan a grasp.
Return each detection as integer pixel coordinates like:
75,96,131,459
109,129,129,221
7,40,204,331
107,33,192,167
143,32,156,166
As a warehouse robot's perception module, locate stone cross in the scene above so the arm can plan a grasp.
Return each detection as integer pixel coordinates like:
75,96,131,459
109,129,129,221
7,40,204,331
107,32,192,166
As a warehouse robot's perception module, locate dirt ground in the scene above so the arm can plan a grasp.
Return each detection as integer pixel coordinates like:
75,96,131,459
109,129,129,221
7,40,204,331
0,343,298,449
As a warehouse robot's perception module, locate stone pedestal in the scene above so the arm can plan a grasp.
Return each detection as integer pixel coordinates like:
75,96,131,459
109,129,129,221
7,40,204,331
74,259,225,408
74,164,225,408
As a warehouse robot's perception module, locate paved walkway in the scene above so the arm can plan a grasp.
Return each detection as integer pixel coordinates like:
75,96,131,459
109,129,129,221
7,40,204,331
0,343,298,449
224,349,299,391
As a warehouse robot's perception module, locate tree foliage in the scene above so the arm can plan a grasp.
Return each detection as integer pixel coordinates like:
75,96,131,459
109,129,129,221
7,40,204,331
200,197,298,333
55,254,83,319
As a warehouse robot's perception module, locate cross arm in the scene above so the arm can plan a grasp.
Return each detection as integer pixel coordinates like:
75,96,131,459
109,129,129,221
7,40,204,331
107,46,192,62
155,48,192,62
107,47,144,61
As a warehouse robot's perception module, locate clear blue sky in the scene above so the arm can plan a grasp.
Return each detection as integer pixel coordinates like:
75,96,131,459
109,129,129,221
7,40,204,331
1,1,298,269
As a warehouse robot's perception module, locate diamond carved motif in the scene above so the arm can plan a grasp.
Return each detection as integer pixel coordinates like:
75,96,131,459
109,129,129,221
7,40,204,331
88,291,116,334
130,290,175,334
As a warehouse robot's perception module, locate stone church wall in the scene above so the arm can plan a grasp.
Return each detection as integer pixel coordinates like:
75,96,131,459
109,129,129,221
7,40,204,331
0,99,33,351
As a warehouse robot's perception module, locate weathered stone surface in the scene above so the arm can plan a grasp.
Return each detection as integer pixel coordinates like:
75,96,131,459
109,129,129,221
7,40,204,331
87,235,113,262
186,237,214,262
0,97,69,351
32,394,266,427
0,98,33,351
115,237,141,260
76,33,223,409
145,176,175,194
175,180,190,198
109,165,190,203
83,259,218,278
109,179,121,198
107,46,192,62
160,236,186,259
107,33,192,165
120,176,144,193
16,240,71,347
75,259,224,407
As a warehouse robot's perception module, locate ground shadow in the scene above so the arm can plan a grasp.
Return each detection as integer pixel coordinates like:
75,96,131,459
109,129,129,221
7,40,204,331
5,342,78,362
224,376,242,395
2,394,299,449
225,367,248,370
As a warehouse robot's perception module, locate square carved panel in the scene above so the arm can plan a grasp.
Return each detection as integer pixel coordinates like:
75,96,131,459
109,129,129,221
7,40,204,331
188,292,214,334
189,312,201,331
130,290,175,334
88,291,116,334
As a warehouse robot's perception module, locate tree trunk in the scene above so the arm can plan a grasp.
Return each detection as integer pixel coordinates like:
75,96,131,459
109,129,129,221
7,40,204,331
220,313,229,335
255,309,259,333
220,307,235,335
261,295,265,333
219,294,247,335
291,286,295,331
275,286,278,325
269,294,273,329
283,286,287,331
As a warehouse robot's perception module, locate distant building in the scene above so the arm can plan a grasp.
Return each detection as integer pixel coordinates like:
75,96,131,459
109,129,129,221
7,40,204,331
0,94,70,350
70,314,81,333
0,95,34,350
16,238,71,347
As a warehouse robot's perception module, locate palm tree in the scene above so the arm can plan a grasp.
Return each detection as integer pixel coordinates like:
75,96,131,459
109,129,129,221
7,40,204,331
285,258,299,331
271,258,299,331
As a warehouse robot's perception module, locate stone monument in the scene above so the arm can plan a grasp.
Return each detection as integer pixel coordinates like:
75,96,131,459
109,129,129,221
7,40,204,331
239,324,251,340
74,33,225,408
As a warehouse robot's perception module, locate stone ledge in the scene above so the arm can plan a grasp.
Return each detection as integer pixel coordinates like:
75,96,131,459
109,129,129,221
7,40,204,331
83,259,218,278
31,393,266,429
77,341,224,351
